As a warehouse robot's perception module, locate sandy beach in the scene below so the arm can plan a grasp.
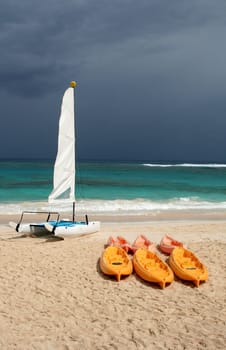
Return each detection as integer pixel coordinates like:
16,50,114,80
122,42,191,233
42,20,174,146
0,213,226,349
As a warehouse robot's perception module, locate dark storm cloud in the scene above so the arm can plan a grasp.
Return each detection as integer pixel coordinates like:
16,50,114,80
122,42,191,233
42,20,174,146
1,0,225,97
0,0,226,161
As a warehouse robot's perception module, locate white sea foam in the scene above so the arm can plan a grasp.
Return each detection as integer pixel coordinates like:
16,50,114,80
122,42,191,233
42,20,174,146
1,198,226,215
143,163,226,168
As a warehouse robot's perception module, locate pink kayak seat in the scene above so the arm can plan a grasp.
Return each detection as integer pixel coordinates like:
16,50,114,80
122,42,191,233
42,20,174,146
159,235,184,254
131,235,156,253
105,236,133,253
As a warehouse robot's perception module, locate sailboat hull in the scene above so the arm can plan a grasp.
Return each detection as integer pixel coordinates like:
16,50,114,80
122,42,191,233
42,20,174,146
9,220,59,234
44,220,100,238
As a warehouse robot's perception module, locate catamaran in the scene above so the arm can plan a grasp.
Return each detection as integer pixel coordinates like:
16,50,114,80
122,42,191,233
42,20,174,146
9,81,100,238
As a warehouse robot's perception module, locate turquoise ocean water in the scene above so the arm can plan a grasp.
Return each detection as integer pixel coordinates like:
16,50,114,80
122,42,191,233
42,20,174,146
1,160,226,215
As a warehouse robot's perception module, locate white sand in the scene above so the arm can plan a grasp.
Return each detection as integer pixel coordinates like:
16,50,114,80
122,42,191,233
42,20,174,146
0,218,226,349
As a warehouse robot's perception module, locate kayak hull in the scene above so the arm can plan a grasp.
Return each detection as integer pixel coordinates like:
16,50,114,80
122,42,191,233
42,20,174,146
169,247,208,287
133,248,174,289
100,246,133,281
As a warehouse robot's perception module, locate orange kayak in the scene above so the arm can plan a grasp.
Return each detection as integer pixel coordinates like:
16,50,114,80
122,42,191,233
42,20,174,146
133,248,174,289
169,246,208,287
100,246,133,281
159,235,183,254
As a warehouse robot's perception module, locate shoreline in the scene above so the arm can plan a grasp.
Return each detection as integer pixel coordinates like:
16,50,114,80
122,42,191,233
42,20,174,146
1,208,226,225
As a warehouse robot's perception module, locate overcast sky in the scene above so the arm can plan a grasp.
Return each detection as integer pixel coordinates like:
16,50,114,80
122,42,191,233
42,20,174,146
1,0,226,162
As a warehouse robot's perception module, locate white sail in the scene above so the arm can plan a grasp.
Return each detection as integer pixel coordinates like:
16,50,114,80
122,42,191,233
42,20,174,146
48,84,76,203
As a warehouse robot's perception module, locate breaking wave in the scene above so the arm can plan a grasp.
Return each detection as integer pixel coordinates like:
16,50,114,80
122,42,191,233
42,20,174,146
1,197,226,215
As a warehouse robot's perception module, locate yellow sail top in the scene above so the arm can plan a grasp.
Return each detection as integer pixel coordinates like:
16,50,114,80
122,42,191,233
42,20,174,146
70,81,77,88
